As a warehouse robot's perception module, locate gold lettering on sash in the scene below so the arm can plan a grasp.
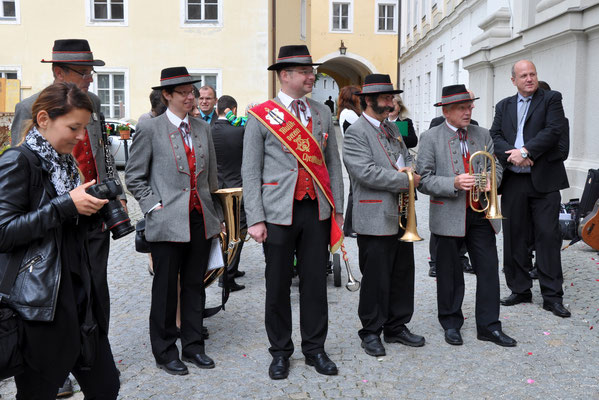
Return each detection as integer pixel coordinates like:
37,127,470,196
302,153,322,165
280,121,295,134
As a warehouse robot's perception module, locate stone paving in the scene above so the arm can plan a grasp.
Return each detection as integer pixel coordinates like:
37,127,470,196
1,128,598,399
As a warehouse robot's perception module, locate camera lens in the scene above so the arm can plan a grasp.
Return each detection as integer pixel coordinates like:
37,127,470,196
100,199,135,240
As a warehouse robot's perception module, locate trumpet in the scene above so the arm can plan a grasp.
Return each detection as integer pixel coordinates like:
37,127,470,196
468,149,503,220
340,244,360,291
399,169,423,242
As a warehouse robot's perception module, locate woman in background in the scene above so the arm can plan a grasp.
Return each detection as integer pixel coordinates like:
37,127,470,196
387,94,418,149
337,85,361,136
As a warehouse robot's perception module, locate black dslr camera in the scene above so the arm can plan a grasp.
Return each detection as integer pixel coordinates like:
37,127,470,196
86,179,135,240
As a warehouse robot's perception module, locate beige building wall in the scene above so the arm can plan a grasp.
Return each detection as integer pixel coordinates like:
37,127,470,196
0,0,270,120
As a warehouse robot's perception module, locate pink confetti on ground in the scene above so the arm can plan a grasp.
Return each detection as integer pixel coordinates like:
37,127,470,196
362,380,368,383
243,354,247,357
571,283,574,286
543,331,550,335
118,360,122,363
527,379,535,384
527,352,533,355
591,326,594,330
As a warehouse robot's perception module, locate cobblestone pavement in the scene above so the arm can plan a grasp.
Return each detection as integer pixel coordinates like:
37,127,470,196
2,128,598,399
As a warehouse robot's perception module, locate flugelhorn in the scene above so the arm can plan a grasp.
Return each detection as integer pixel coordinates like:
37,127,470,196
468,149,503,220
399,169,423,242
340,244,360,291
204,188,244,287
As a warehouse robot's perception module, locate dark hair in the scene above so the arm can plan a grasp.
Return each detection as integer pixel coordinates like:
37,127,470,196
192,86,200,99
359,94,378,112
217,95,237,116
337,85,361,119
538,81,551,90
23,82,93,139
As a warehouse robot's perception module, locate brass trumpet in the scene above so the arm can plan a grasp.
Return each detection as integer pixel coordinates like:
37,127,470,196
468,150,503,220
340,244,360,292
399,169,423,242
204,187,244,287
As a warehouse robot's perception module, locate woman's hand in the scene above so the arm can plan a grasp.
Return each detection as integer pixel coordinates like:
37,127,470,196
69,180,109,216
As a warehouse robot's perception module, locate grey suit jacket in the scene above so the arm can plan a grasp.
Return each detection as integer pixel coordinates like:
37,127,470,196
416,123,502,237
343,115,411,236
241,97,344,227
10,91,125,201
125,113,223,241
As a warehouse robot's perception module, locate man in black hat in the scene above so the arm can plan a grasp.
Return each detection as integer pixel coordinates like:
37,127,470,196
242,45,344,379
343,74,426,358
11,40,127,395
490,60,570,318
417,84,517,347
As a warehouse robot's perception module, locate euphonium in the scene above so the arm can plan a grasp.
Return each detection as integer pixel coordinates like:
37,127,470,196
468,150,503,220
204,187,244,287
399,170,423,242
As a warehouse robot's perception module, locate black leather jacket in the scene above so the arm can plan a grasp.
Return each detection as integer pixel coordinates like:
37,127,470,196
0,145,79,321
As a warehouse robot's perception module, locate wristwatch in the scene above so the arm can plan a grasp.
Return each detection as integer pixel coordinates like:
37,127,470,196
520,148,528,159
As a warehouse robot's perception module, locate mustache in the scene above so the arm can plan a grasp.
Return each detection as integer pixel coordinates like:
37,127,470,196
372,104,394,114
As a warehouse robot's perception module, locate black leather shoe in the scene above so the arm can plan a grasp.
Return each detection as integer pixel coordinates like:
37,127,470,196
218,280,246,292
56,377,73,398
462,258,474,274
182,353,215,369
444,328,463,345
234,270,246,278
156,359,189,375
500,293,532,306
529,267,539,280
543,301,571,318
428,262,437,277
477,329,517,347
269,356,289,380
305,352,338,376
361,334,386,357
384,326,425,347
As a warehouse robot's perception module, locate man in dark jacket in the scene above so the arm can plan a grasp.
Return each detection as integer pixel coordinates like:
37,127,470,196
212,95,246,292
490,60,570,318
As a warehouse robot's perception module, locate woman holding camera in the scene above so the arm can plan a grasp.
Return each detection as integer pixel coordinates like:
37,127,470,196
0,82,119,399
125,67,223,375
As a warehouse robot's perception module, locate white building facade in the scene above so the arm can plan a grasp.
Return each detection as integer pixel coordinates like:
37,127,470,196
400,0,599,198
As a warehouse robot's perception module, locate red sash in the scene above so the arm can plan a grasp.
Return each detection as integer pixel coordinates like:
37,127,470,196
249,100,343,253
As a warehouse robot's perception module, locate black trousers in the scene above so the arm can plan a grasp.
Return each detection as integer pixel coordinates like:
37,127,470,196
88,226,111,329
434,209,501,333
357,232,415,339
429,233,468,264
501,171,564,302
263,199,330,357
15,333,119,400
149,210,211,363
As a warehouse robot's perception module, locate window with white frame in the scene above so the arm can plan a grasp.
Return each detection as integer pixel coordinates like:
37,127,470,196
92,0,124,21
186,0,218,22
95,72,127,118
1,0,18,22
331,1,351,31
189,71,221,97
0,70,18,79
300,0,306,40
376,1,397,33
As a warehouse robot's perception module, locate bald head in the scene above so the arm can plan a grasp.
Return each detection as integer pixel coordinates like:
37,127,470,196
511,60,538,97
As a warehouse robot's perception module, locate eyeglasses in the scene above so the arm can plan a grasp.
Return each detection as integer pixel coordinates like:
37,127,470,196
174,90,195,98
285,68,317,76
62,65,95,80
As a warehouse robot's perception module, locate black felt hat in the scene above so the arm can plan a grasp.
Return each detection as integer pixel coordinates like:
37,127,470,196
40,39,105,66
268,45,321,71
434,84,479,107
356,74,403,96
151,67,202,90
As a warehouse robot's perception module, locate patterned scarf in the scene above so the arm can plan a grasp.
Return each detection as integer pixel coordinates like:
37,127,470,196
25,127,81,196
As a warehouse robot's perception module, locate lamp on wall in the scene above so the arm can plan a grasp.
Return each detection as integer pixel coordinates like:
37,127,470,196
339,40,347,55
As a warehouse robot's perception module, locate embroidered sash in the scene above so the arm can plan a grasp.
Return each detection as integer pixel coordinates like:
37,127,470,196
249,100,343,253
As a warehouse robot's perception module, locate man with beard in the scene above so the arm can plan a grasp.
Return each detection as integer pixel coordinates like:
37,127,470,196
343,74,425,357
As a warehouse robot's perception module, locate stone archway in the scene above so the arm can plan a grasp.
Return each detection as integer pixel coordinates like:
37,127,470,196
311,53,376,115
